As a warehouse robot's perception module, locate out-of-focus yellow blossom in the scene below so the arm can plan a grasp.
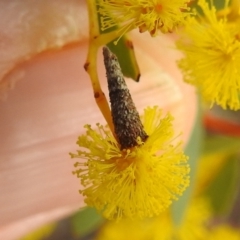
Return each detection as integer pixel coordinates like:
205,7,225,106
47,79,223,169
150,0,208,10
209,224,240,240
177,0,240,110
96,214,171,240
153,198,211,240
217,0,240,21
96,197,240,239
194,150,230,196
98,0,191,43
95,218,156,240
70,106,189,221
172,198,211,240
96,198,211,240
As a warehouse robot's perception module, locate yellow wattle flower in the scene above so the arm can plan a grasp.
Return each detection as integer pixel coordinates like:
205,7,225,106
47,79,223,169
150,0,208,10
96,198,212,240
98,0,190,42
176,0,240,110
209,225,240,240
70,106,189,220
96,197,240,240
173,198,211,240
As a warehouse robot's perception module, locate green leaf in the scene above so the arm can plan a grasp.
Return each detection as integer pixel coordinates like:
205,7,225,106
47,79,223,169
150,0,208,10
107,38,140,82
193,135,240,196
70,207,103,238
205,154,240,216
203,135,240,155
172,101,204,225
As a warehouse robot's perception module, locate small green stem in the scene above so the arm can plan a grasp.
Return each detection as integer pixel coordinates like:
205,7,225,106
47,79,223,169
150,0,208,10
85,1,121,134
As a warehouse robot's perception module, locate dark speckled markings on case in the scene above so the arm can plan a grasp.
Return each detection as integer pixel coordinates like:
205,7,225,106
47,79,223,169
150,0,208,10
103,47,148,149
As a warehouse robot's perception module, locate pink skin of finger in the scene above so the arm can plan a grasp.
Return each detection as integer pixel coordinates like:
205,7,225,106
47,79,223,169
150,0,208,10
0,2,197,240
